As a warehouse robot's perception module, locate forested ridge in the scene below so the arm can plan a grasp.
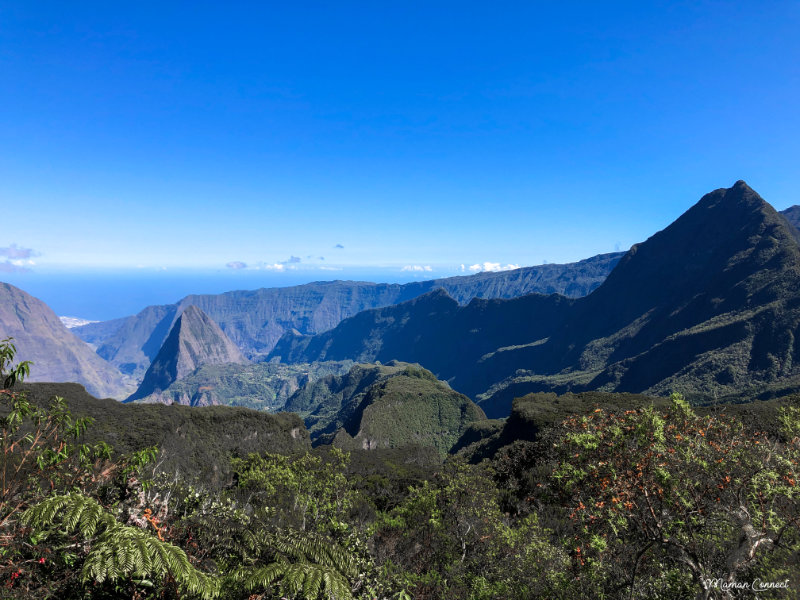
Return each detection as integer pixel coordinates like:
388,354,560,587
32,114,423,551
3,338,799,599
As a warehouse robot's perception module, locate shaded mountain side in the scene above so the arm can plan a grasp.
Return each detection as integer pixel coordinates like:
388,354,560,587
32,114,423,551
270,289,575,385
474,181,800,415
129,360,353,410
781,205,800,231
285,361,486,456
74,253,622,380
284,362,396,418
271,182,800,418
94,304,180,380
12,382,310,485
0,282,132,399
127,305,247,402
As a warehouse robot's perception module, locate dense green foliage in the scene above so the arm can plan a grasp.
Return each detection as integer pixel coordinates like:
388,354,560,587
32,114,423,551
131,360,353,410
4,339,800,598
14,381,310,485
287,362,486,455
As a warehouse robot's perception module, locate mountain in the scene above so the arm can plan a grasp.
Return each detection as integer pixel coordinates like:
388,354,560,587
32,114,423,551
127,305,247,402
74,253,623,380
128,360,353,409
270,289,574,382
781,205,800,230
0,282,131,398
285,361,486,456
271,182,800,417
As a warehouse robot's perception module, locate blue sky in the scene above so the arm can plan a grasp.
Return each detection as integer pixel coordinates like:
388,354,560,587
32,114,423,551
1,1,799,316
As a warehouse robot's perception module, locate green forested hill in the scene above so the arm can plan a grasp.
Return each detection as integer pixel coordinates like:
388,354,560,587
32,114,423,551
286,361,486,455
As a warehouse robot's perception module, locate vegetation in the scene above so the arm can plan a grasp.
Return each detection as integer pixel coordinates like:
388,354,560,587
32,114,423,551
130,360,353,410
3,338,800,598
289,362,486,455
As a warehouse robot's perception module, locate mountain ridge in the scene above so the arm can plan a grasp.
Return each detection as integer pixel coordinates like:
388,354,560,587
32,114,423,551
270,182,800,417
74,253,623,380
284,361,486,455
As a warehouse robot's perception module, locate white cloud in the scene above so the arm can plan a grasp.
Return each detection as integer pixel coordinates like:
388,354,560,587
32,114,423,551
468,262,520,273
401,265,433,272
0,244,39,259
319,266,343,271
226,261,248,270
0,244,39,272
258,263,285,271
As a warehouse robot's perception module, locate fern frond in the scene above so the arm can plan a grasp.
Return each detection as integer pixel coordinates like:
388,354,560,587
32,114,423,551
235,555,353,600
23,493,221,599
274,530,357,578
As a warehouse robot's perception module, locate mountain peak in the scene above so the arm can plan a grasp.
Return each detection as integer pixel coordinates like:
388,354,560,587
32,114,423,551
127,305,246,401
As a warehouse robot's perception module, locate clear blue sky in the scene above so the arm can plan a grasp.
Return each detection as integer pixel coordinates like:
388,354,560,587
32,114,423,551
1,2,798,311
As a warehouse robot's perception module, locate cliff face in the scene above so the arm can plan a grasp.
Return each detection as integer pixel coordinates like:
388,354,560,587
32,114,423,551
127,305,247,401
0,282,131,399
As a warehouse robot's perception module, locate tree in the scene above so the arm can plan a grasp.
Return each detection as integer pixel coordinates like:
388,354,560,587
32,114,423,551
372,458,568,599
548,393,800,599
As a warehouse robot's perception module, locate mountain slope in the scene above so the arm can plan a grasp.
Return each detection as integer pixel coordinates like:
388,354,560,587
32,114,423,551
74,253,623,380
781,205,800,231
270,288,574,376
94,304,180,379
271,182,800,417
127,305,247,401
0,282,131,398
476,180,800,412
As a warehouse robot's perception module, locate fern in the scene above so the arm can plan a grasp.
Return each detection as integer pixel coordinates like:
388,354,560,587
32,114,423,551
22,492,220,599
233,529,356,600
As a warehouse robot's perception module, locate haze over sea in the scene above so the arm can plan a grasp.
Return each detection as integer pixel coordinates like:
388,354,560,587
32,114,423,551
0,267,467,321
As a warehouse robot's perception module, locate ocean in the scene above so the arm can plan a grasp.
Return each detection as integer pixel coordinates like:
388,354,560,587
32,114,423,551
1,268,440,322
